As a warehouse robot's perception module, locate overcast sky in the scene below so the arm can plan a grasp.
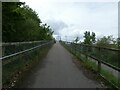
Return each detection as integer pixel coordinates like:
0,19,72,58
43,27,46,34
20,0,118,41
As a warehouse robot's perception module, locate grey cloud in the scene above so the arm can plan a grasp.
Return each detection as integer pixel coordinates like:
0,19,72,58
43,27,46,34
24,0,118,40
46,19,68,35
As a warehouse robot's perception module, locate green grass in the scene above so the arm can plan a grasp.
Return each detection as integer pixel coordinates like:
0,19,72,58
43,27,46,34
79,54,120,89
83,58,120,88
82,59,98,71
100,68,120,88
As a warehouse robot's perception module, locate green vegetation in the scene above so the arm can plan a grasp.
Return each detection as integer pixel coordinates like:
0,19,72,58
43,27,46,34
60,29,120,89
76,31,119,68
2,2,54,88
74,36,79,43
83,59,120,88
81,58,120,88
3,43,53,88
96,35,118,48
82,31,118,49
83,31,96,45
2,2,54,42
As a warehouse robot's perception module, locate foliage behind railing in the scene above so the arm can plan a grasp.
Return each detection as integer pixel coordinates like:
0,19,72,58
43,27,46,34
2,40,54,88
2,40,48,57
62,41,120,69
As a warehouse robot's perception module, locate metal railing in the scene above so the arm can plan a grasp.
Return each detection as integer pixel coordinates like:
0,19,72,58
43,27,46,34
1,41,52,60
2,40,54,87
61,41,120,89
2,40,48,57
63,41,120,71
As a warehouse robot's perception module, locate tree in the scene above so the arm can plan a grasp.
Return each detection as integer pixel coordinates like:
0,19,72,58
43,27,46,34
2,2,54,42
96,35,117,48
91,32,96,44
2,2,25,42
74,36,79,43
83,31,96,45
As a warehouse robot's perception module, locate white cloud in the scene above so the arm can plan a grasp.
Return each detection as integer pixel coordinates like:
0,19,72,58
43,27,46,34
20,0,118,41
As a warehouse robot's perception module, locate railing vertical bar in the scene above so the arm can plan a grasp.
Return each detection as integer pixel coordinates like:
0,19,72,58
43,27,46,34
98,47,101,73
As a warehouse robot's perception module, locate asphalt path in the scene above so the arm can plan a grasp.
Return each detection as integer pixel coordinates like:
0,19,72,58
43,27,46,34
20,42,103,88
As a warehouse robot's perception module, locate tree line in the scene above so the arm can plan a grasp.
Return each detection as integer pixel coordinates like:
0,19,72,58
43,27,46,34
74,31,119,49
2,2,54,42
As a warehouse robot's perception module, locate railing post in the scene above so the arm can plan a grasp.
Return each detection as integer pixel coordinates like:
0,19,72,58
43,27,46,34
75,43,78,56
75,43,77,56
74,43,76,55
85,45,88,60
79,44,81,58
71,42,72,52
98,60,101,73
98,47,101,73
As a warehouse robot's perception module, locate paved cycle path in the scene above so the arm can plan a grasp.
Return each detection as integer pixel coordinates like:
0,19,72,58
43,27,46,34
20,42,102,88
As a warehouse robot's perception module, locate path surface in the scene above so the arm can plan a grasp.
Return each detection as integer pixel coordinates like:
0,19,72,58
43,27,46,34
20,42,102,88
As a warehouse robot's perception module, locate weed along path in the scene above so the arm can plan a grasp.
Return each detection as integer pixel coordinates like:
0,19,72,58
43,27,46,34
20,42,104,88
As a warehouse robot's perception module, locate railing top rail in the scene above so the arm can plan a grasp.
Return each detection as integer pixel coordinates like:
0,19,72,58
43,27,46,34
67,41,120,52
2,40,48,46
0,41,53,60
80,44,119,51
